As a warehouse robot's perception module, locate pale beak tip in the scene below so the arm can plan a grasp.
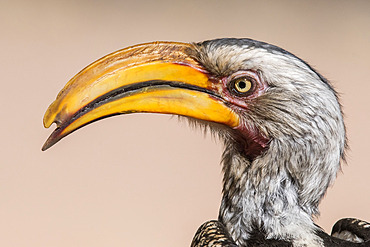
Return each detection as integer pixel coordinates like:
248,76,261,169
41,143,49,152
41,128,63,151
41,136,55,151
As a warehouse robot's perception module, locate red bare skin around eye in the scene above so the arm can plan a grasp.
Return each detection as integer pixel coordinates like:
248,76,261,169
218,70,270,160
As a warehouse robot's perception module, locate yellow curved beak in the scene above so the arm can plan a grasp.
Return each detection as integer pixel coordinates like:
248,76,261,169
42,41,239,151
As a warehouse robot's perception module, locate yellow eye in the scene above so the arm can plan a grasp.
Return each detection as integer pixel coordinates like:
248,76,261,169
230,77,253,96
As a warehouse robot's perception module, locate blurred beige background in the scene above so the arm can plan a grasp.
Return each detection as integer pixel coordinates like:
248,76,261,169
1,0,369,246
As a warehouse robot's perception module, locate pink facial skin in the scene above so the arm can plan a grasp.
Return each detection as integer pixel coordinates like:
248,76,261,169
219,70,270,160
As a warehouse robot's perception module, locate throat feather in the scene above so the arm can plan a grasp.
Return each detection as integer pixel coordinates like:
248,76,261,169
219,144,324,247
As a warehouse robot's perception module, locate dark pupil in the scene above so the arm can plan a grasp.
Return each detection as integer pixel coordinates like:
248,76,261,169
237,80,246,89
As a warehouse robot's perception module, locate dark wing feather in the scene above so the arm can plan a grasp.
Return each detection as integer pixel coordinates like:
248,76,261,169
191,220,238,247
331,218,370,243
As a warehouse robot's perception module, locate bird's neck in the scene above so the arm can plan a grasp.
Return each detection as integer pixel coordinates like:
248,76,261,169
219,139,329,247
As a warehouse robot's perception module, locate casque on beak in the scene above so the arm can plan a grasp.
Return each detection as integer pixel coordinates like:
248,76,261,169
42,41,239,151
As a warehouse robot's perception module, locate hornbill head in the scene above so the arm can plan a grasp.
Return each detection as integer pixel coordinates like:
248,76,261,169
43,39,346,246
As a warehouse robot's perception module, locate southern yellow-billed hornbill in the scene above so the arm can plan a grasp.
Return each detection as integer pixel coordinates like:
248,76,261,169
42,39,369,246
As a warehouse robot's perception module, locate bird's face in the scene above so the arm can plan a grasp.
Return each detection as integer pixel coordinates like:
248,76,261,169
196,39,343,137
43,39,345,202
